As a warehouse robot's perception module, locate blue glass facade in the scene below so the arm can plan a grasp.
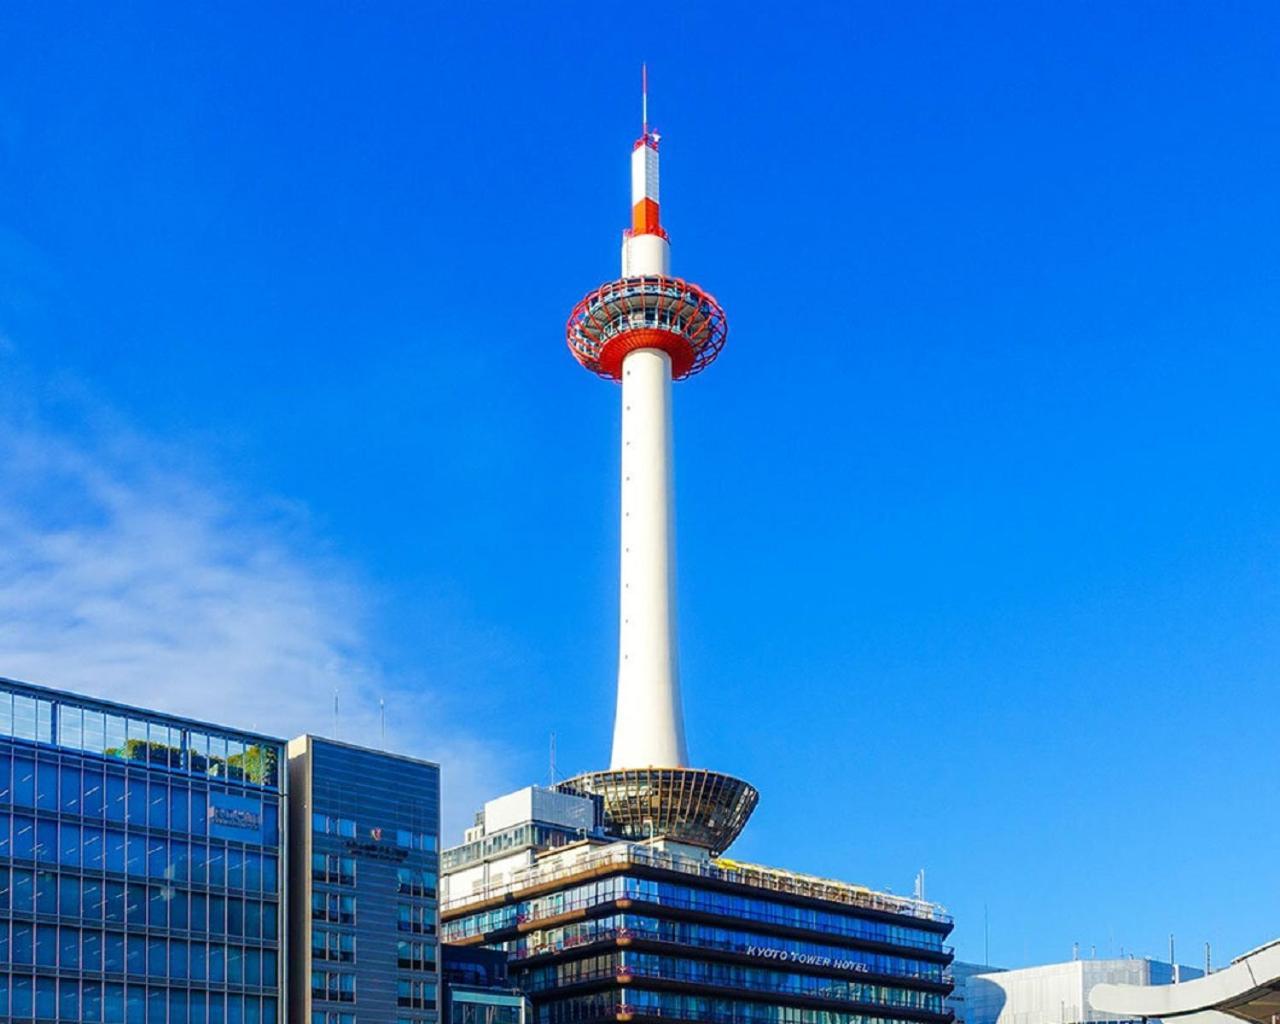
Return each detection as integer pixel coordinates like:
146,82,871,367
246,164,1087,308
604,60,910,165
442,850,954,1024
0,677,285,1024
288,736,440,1024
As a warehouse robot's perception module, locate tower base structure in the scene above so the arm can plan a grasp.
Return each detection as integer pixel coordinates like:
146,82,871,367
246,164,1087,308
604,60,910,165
558,767,758,857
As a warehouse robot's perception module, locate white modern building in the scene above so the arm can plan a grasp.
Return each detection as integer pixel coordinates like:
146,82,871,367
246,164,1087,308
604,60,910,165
963,958,1203,1024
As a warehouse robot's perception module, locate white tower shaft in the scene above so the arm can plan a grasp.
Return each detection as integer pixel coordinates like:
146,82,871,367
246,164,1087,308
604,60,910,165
611,137,684,769
612,345,687,768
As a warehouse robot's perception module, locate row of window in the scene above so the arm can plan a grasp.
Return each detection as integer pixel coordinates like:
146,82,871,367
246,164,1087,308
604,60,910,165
0,870,278,939
310,856,355,887
311,893,355,925
515,952,944,1012
396,866,438,899
311,814,437,851
1,818,279,891
311,970,355,1002
310,928,355,963
501,915,946,984
442,875,943,954
398,979,437,1010
452,1002,523,1024
398,903,437,935
0,973,279,1023
0,924,278,986
398,939,437,972
0,696,281,788
0,757,281,844
539,989,927,1024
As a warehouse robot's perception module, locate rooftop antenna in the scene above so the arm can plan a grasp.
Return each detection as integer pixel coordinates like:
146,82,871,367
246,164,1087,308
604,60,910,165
914,869,926,901
548,731,558,786
1073,942,1080,961
379,698,385,744
641,62,649,139
1205,942,1212,975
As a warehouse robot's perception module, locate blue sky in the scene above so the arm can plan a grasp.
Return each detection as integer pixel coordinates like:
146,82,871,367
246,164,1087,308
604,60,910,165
2,2,1278,969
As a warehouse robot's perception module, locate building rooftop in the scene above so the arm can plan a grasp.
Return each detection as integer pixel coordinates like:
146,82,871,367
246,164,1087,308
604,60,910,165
442,837,951,926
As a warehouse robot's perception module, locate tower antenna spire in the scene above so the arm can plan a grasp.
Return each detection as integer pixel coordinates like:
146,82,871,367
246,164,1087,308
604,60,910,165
641,62,648,138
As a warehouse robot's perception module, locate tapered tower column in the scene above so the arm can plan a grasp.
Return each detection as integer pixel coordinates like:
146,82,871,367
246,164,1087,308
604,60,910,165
560,71,757,855
614,346,686,768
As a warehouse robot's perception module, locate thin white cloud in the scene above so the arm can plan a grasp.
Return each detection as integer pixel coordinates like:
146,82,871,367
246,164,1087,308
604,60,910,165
0,396,509,839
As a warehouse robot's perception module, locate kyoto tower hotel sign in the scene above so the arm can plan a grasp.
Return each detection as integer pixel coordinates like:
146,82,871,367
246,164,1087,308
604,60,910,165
563,74,756,855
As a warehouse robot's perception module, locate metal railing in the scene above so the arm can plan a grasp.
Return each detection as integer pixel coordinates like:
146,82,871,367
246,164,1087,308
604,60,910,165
444,843,951,926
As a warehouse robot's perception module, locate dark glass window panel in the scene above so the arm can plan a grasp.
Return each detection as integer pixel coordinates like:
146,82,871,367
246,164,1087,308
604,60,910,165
85,981,103,1024
84,930,103,972
61,821,82,867
171,889,190,930
0,811,9,858
263,802,279,845
191,893,208,933
147,837,167,877
148,783,168,828
84,768,106,818
60,978,80,1022
104,982,125,1024
262,902,278,940
209,895,226,935
170,938,188,979
244,899,262,939
148,936,166,977
127,835,146,876
106,775,127,823
36,975,57,1020
36,922,57,966
84,878,104,921
126,882,147,926
190,941,207,981
12,921,33,963
262,854,278,893
36,869,57,914
171,990,189,1024
0,751,9,802
126,933,144,975
0,865,9,911
61,765,82,814
172,840,190,883
105,881,126,923
245,852,262,892
208,846,226,886
59,874,80,916
12,976,33,1018
171,786,190,831
14,814,34,858
191,843,207,884
126,984,144,1024
14,756,35,806
228,897,245,937
127,778,147,824
37,759,58,810
148,886,169,928
105,932,125,972
192,790,208,835
227,944,243,983
36,818,57,862
227,848,244,890
209,942,225,983
84,826,105,870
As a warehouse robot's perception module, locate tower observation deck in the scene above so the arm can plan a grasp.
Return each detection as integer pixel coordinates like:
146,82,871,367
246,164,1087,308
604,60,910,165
561,72,756,856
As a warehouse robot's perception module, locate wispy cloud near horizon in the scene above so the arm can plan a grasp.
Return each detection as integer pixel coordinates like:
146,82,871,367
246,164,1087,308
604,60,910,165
0,382,510,839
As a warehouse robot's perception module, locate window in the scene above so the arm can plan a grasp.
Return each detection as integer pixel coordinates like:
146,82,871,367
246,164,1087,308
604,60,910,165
397,903,435,935
397,866,437,898
312,892,355,924
397,979,437,1010
313,928,356,963
313,854,356,886
397,938,437,971
312,970,356,1003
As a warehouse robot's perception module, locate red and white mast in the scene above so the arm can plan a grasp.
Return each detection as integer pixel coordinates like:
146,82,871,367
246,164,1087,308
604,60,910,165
566,69,728,770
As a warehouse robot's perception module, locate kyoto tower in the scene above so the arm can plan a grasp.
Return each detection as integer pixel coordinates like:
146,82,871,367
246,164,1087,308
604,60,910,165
560,71,757,856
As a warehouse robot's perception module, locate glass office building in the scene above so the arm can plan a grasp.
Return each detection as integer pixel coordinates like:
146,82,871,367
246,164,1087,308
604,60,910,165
0,676,286,1024
287,735,440,1024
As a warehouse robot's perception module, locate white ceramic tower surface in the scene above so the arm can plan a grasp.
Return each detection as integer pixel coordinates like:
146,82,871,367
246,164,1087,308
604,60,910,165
613,343,687,768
